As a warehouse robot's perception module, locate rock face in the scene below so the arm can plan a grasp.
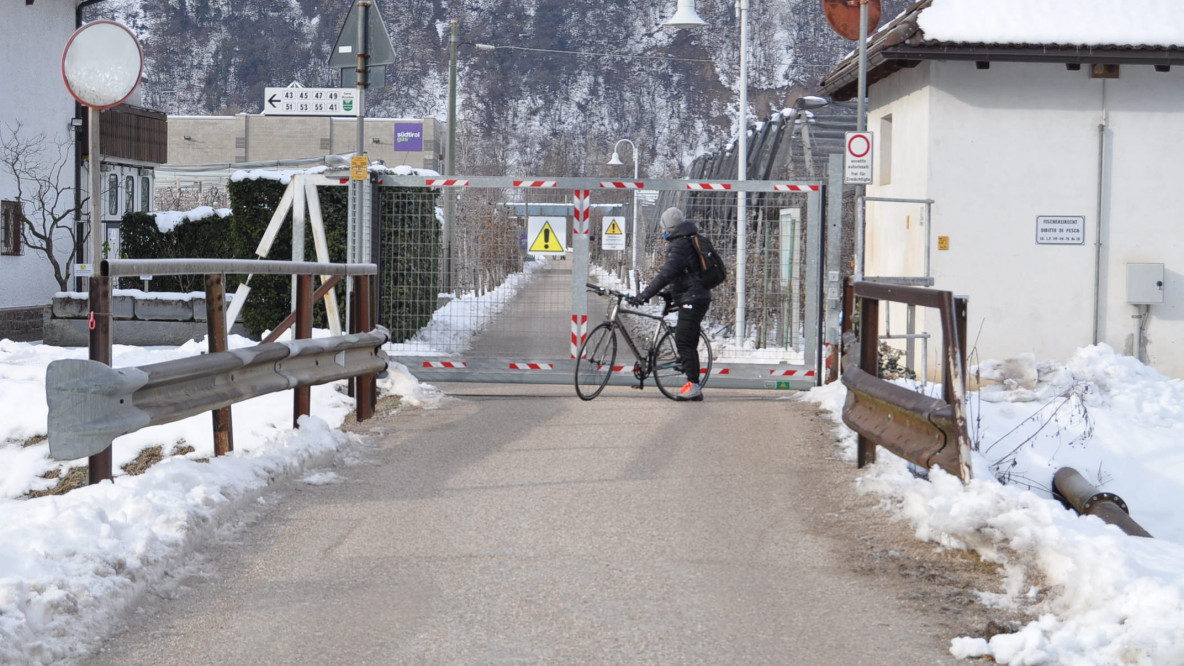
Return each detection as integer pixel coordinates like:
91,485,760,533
92,0,909,177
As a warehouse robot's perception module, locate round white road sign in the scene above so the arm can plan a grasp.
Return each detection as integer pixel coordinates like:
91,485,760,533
61,21,143,109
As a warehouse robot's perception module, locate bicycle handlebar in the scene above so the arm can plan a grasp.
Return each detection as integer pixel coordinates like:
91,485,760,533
585,283,673,308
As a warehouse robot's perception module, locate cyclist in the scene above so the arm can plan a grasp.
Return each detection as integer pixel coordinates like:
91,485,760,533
629,206,710,401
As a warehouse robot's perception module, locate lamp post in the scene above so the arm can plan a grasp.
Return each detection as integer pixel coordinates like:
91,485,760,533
443,19,460,295
664,0,749,342
607,138,640,288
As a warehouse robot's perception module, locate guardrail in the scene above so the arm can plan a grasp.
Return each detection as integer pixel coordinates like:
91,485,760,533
840,280,972,483
49,258,383,485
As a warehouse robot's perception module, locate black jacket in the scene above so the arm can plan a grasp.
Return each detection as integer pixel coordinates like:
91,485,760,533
637,219,712,305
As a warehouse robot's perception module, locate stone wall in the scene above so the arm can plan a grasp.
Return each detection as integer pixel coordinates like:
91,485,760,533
0,306,45,342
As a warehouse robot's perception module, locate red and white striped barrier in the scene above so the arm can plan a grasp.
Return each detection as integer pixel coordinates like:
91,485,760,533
773,184,821,192
509,362,554,370
424,179,470,187
769,368,816,377
422,361,467,369
572,190,591,235
685,183,733,191
599,181,645,189
570,314,587,358
513,180,558,188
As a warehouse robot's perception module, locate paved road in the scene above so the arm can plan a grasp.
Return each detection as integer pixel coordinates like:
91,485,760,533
468,259,574,359
82,383,963,665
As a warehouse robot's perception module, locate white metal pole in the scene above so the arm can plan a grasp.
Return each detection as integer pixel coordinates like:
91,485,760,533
735,0,749,343
444,19,458,294
631,147,639,282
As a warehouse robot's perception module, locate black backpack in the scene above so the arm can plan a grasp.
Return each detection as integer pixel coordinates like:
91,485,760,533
690,234,727,290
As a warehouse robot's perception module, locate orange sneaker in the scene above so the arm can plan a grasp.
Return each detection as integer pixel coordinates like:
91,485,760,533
679,382,702,401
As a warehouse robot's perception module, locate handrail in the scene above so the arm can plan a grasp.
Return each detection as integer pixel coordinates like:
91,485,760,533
840,280,972,483
103,258,377,277
72,259,380,486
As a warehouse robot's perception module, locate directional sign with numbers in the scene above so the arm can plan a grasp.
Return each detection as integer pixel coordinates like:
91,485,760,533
263,87,358,116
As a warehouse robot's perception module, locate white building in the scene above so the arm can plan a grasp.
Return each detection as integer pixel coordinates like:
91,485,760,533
819,0,1184,377
0,1,80,339
0,2,164,341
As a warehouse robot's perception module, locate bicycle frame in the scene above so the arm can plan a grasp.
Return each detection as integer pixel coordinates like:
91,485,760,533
602,295,675,380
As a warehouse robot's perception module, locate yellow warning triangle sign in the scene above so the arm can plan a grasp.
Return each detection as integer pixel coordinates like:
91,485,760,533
605,220,623,235
530,222,564,252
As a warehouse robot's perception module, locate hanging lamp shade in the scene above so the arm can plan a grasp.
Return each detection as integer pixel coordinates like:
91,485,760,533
607,152,624,166
662,0,708,30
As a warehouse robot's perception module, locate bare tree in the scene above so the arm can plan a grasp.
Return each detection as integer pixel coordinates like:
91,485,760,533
0,122,85,291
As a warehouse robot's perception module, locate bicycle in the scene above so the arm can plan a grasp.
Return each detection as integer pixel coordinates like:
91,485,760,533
574,283,713,401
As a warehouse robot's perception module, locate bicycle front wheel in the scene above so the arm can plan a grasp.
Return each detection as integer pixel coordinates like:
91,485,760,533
575,322,617,400
654,327,714,400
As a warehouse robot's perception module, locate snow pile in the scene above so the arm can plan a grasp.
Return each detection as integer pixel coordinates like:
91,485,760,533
806,343,1184,664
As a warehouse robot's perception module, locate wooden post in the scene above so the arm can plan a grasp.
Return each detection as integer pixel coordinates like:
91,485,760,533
857,295,879,468
87,271,113,484
355,274,375,422
206,274,234,455
293,274,312,428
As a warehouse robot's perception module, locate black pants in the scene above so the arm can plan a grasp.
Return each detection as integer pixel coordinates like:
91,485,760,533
674,299,709,384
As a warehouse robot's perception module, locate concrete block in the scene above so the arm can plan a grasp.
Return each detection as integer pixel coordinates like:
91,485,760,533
52,294,89,319
43,317,252,347
112,295,135,320
134,297,196,321
193,296,245,323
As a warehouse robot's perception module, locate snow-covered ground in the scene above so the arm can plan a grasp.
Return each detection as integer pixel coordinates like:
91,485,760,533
3,265,1184,662
805,346,1184,665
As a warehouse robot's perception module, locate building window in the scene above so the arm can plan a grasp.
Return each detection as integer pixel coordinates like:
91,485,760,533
2,200,22,256
107,173,119,216
879,114,893,185
125,175,134,215
140,176,151,212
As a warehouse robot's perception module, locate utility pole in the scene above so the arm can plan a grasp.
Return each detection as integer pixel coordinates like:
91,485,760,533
444,19,458,294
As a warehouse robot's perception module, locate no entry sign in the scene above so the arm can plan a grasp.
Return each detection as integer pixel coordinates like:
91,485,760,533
844,132,873,185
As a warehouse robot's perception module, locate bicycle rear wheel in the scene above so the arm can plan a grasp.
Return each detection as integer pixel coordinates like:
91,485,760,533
654,327,713,400
574,322,617,400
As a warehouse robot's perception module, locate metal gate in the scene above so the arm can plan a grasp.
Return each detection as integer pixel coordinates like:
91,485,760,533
377,174,830,390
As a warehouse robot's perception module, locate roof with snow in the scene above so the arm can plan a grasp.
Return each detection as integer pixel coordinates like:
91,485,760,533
819,0,1184,99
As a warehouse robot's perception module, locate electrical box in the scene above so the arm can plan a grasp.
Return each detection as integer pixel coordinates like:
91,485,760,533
1126,263,1164,304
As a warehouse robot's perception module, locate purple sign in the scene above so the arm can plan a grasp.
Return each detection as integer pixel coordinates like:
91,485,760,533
394,122,423,152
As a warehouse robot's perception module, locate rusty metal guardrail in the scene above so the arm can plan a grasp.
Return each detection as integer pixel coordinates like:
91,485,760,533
59,258,382,485
840,280,972,483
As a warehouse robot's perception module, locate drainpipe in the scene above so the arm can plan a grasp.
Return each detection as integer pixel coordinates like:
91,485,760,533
1092,81,1109,345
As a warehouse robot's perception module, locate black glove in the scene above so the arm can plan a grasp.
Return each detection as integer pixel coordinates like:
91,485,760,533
627,295,645,306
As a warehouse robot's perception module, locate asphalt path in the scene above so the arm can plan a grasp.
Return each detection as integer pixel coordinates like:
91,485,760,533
81,383,964,665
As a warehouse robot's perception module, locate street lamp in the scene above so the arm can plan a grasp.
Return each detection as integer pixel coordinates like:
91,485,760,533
443,27,498,295
607,138,641,288
663,0,750,342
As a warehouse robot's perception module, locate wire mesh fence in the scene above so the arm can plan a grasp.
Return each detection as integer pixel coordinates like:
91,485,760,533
369,175,827,388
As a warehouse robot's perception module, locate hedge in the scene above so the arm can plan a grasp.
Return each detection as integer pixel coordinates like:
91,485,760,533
120,175,439,339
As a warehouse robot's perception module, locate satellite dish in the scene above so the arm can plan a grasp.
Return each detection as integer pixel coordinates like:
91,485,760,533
61,20,143,109
823,0,881,41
